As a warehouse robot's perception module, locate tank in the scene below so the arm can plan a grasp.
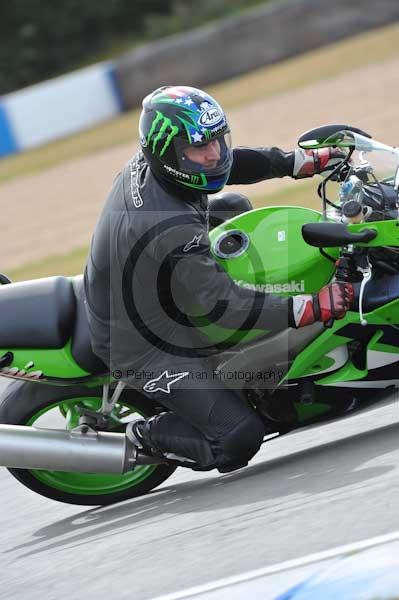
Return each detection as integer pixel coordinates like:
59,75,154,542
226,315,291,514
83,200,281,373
194,206,337,346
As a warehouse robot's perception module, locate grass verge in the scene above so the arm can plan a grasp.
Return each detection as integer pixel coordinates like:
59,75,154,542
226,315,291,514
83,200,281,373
1,22,398,185
7,247,89,283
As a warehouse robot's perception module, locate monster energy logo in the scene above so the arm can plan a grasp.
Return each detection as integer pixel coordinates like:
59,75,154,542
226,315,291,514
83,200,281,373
147,111,179,157
181,173,208,190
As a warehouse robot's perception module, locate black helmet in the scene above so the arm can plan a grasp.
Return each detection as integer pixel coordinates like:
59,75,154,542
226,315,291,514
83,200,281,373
139,85,233,194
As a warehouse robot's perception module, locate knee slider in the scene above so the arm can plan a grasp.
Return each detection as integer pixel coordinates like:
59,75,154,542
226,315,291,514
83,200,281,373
214,412,265,472
146,412,216,469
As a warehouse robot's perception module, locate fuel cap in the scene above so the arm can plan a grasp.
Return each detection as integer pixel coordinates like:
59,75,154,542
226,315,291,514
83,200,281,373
213,230,250,259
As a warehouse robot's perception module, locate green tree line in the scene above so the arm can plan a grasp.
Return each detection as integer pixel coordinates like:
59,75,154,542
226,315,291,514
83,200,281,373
0,0,270,95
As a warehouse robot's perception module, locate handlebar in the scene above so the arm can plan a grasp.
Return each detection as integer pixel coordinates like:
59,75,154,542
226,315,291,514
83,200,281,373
302,223,377,248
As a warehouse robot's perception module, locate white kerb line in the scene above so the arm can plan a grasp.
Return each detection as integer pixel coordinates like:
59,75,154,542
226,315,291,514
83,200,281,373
151,530,399,600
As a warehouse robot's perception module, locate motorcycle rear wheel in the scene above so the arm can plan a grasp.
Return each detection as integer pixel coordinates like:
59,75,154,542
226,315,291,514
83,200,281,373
0,380,176,506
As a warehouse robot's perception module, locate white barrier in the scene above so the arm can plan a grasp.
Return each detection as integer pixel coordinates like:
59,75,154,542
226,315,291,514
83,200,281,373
0,62,123,157
1,0,398,159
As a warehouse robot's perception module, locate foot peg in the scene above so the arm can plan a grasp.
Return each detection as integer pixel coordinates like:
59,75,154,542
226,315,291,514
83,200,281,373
135,449,168,466
125,421,168,468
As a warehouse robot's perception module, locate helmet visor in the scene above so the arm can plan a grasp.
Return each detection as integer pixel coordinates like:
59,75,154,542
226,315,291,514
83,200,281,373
175,132,232,177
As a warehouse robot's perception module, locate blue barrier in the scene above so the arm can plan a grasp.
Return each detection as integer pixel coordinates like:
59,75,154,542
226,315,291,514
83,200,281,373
0,62,123,159
106,65,125,114
0,103,18,157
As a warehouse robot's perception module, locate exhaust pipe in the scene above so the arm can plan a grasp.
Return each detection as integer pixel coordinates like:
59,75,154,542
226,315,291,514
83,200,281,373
0,424,164,473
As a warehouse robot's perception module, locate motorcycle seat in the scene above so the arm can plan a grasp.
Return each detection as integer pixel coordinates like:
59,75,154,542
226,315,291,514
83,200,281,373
0,275,107,375
0,276,75,349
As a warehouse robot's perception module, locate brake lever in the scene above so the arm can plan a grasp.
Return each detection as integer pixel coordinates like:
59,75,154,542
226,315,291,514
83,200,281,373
358,260,372,326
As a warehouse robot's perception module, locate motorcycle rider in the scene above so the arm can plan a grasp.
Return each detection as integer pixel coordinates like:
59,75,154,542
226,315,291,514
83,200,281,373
84,85,353,473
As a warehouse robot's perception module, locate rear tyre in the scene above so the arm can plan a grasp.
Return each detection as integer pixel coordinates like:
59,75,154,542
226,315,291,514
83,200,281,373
0,380,176,506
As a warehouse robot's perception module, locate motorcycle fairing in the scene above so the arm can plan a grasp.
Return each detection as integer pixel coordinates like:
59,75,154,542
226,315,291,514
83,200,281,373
285,297,399,387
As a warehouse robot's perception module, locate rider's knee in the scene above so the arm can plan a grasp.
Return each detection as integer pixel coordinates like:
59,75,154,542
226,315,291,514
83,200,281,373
213,411,265,473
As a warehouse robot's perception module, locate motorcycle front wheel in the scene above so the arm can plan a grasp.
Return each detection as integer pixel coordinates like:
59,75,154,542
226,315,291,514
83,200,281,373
0,380,176,506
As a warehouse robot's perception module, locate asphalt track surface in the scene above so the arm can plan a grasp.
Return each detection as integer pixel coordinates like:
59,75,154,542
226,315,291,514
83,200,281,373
0,379,397,600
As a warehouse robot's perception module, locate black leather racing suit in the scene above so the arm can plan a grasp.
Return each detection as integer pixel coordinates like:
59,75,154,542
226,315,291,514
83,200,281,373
84,146,297,472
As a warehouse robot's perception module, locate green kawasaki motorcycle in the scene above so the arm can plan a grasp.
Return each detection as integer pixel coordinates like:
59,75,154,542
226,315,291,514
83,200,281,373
1,125,399,505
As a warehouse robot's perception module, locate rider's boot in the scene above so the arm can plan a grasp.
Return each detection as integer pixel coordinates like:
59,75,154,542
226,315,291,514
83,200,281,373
125,419,169,465
126,418,206,470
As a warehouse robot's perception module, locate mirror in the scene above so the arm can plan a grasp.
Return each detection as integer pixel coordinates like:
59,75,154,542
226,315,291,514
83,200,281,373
298,124,372,149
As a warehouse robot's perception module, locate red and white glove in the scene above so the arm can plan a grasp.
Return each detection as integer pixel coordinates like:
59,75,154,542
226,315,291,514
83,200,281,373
293,148,346,179
292,282,354,328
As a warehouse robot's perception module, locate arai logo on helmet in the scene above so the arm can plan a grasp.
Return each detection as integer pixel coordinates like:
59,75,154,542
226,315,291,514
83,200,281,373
198,102,223,127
